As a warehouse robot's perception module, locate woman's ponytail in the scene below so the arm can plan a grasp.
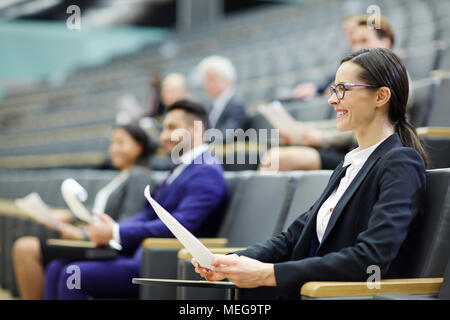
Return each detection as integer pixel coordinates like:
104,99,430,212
395,118,428,167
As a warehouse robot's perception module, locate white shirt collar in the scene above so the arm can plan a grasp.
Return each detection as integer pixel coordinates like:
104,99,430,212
213,87,234,108
343,135,391,168
179,143,210,165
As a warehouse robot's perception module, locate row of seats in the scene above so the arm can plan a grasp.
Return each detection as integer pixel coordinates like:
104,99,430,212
1,164,449,299
0,168,331,298
144,168,450,300
0,71,448,169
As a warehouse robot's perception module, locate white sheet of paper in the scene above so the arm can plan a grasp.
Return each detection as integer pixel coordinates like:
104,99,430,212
61,179,93,223
258,100,305,144
144,185,215,270
15,192,60,230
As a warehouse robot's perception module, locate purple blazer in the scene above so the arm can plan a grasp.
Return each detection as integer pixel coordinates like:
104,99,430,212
118,150,228,255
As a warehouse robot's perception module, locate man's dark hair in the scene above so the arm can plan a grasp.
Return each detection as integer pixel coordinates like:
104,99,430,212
167,99,211,130
356,15,395,47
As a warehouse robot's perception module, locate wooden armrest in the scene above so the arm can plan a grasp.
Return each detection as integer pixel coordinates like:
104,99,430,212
142,237,228,249
417,127,450,138
430,69,450,78
177,247,246,260
300,278,443,298
209,141,261,156
46,239,99,248
0,198,66,219
0,198,28,217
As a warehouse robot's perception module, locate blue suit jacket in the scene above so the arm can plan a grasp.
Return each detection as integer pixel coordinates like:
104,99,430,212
237,133,426,299
118,150,228,255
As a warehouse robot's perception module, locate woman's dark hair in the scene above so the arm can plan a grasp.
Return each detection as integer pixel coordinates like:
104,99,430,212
340,48,428,166
114,124,155,167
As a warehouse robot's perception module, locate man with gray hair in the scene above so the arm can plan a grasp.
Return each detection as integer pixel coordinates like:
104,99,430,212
197,55,248,140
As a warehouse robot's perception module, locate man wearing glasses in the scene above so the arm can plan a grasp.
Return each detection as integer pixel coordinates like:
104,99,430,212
260,15,395,172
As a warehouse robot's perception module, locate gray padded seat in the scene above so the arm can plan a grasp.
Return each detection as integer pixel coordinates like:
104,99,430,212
139,170,256,300
409,77,439,127
407,168,450,279
282,170,333,231
426,76,450,127
176,171,303,299
373,168,450,300
216,171,302,246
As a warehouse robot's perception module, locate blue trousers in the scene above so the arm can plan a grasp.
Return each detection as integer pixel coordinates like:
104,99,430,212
44,250,141,300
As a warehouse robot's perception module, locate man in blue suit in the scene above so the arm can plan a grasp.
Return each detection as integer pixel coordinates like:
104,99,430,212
44,100,228,299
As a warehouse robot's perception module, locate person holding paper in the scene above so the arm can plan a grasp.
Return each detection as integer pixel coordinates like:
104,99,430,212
260,15,396,171
13,124,154,299
40,100,227,299
194,48,427,299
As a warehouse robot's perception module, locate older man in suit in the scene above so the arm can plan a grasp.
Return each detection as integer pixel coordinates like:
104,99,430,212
197,55,249,142
43,100,228,299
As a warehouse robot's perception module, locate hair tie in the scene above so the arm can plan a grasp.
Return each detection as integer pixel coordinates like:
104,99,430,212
395,115,407,126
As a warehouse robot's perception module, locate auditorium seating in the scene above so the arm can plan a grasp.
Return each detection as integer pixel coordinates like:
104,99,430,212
300,168,450,299
174,170,332,300
1,0,450,300
0,169,332,298
0,0,449,170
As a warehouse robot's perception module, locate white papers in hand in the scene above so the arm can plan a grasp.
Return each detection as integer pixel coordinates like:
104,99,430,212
15,193,60,230
258,100,305,144
61,179,92,223
144,185,215,270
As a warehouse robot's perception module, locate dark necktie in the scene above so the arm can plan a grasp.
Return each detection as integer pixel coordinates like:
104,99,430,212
152,164,178,200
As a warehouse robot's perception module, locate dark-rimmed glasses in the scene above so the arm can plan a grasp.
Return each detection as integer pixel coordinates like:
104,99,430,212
329,83,377,100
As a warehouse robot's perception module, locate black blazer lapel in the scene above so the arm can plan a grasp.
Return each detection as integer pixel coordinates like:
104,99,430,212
289,163,350,258
318,133,403,247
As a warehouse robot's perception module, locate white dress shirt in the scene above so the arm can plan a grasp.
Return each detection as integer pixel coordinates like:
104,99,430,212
316,135,390,243
208,87,234,128
92,170,130,213
112,143,210,245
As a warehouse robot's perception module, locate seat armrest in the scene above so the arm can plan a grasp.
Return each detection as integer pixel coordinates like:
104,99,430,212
47,239,98,248
142,237,228,249
0,198,66,218
300,278,443,298
0,198,28,217
177,247,247,260
417,127,450,137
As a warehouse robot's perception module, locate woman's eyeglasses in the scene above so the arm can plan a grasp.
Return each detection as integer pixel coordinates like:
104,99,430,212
329,83,377,100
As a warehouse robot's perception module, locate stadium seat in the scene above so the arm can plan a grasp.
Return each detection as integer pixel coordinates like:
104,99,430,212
173,170,332,300
373,256,450,300
416,75,450,168
282,170,333,231
409,77,439,127
300,168,450,299
175,171,302,299
138,170,255,300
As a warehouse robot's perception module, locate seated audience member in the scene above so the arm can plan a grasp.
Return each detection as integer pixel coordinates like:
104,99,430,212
260,15,395,171
14,100,228,300
195,48,427,299
197,55,249,141
160,73,190,110
292,14,363,100
12,124,154,299
140,73,190,167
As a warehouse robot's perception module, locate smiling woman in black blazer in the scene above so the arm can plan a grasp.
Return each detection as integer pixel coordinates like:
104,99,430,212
193,48,428,299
